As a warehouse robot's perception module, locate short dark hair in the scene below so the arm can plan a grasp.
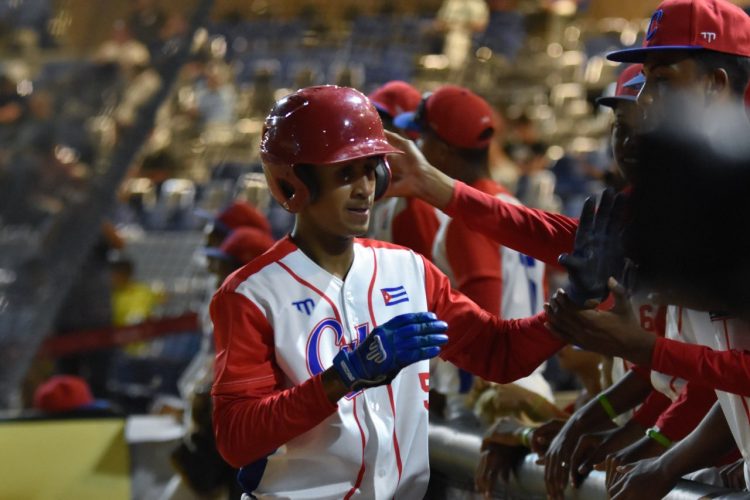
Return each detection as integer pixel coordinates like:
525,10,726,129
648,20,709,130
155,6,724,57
694,51,750,97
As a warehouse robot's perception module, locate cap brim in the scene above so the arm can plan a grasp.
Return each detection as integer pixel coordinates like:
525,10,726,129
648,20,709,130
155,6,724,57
607,45,705,63
623,73,645,89
596,95,637,108
204,247,232,261
393,111,423,133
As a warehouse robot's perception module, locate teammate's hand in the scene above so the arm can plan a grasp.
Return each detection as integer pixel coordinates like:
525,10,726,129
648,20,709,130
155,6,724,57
332,312,448,391
535,417,585,499
383,130,455,209
600,434,666,492
719,458,746,490
544,279,656,367
559,189,626,307
607,457,677,500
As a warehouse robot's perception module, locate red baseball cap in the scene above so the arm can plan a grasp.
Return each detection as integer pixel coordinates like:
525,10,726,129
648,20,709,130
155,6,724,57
204,226,275,265
33,375,95,413
608,0,750,63
393,85,496,149
596,64,644,108
368,81,422,119
209,201,272,236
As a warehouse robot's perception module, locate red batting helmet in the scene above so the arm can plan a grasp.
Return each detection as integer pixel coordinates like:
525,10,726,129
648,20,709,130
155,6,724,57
260,85,402,213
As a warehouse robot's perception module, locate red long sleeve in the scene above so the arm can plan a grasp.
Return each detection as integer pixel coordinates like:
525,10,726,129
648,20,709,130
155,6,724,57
654,382,717,441
391,198,441,261
445,214,503,315
211,290,338,468
424,256,565,383
630,389,672,428
443,181,578,268
651,337,750,397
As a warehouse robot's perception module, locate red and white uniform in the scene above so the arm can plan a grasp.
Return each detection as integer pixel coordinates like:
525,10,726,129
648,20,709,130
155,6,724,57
652,310,750,487
211,237,563,499
432,179,551,400
369,197,445,261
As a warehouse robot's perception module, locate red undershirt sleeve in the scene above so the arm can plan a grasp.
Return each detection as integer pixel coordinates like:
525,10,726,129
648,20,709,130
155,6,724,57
653,382,718,441
443,181,578,268
422,256,565,383
652,337,750,397
445,218,503,315
629,389,672,428
210,289,338,468
391,198,440,261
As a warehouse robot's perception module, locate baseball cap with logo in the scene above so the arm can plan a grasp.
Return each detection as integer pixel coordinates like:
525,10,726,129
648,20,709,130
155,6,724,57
368,81,422,119
597,64,645,108
608,0,750,63
204,226,275,265
393,85,496,149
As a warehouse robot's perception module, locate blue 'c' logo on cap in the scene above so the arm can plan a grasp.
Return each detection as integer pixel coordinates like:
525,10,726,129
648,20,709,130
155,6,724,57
647,9,663,41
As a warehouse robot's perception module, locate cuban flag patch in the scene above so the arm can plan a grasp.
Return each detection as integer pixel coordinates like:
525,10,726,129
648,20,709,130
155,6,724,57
381,286,409,306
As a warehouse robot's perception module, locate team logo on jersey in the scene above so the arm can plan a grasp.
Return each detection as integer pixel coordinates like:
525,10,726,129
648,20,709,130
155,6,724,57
381,286,409,306
292,298,315,315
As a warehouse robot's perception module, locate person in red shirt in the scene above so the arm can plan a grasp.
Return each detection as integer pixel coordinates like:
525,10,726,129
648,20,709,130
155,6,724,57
394,85,554,415
368,80,443,261
210,85,566,499
382,62,724,498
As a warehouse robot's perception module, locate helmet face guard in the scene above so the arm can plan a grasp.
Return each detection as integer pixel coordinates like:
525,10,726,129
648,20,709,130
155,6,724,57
260,85,401,213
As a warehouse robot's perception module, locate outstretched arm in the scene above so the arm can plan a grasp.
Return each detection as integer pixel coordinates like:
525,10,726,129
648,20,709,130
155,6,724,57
386,131,578,267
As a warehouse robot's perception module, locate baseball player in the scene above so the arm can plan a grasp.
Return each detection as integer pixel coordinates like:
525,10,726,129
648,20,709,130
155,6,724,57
210,85,567,499
169,227,276,500
383,66,719,498
545,1,750,496
393,85,553,413
367,81,444,262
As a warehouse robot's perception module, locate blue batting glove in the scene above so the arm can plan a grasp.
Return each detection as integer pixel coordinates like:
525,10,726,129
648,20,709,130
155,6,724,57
332,312,448,391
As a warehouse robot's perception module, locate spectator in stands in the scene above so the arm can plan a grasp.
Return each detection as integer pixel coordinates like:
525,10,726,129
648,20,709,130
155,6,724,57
110,256,165,356
127,0,166,53
435,0,489,70
475,0,526,61
513,141,561,212
94,20,149,70
54,221,124,398
191,64,237,128
0,73,26,145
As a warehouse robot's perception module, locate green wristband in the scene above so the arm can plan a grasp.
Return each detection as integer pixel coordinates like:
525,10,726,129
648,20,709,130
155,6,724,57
646,427,673,448
597,394,618,421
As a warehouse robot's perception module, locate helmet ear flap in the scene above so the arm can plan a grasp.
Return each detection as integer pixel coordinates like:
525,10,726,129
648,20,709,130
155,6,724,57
373,159,392,201
293,164,319,204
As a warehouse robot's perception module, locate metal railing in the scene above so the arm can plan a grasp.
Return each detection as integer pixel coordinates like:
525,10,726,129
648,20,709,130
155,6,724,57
429,421,748,499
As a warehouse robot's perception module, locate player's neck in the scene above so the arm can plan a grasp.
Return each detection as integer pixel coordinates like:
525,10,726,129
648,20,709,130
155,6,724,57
291,227,355,280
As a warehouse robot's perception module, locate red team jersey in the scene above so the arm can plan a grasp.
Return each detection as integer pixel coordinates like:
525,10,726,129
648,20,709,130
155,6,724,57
210,236,563,498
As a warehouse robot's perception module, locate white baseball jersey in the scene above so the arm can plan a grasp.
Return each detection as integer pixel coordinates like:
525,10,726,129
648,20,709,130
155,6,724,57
431,180,551,401
211,237,563,499
650,306,694,401
677,310,750,488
